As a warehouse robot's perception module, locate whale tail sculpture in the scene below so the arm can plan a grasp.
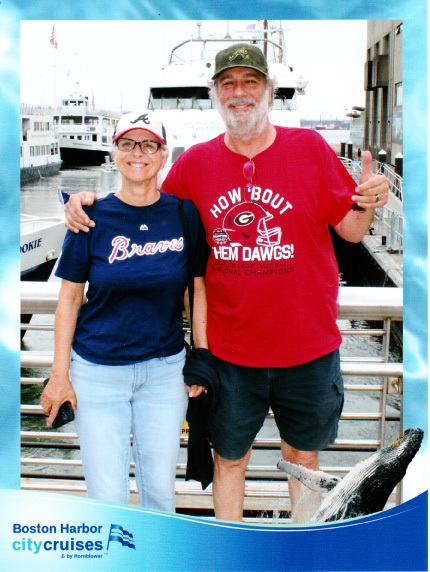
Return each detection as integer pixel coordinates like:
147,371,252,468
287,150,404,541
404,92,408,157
277,428,424,523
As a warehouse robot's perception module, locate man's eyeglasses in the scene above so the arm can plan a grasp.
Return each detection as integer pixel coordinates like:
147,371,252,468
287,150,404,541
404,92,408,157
243,159,255,190
116,138,162,154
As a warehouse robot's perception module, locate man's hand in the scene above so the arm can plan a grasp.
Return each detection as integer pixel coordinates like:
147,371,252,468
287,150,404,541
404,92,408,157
352,150,389,209
65,192,98,233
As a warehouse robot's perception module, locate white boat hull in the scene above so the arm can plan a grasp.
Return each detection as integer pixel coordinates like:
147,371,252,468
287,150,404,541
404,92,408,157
20,215,66,281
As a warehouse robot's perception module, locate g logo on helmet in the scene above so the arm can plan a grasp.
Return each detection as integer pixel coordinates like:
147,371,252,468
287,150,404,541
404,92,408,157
223,202,282,247
234,212,255,226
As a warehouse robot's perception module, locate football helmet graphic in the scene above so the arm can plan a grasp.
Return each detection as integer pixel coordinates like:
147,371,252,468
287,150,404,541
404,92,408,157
222,202,282,247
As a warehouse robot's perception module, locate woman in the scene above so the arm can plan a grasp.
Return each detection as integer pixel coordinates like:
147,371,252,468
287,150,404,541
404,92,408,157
41,111,208,512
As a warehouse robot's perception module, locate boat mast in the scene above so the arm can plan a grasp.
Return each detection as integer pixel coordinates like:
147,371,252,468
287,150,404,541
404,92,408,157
278,21,284,64
263,20,268,59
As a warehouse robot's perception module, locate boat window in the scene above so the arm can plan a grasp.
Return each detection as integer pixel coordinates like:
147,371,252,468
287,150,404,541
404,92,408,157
85,116,99,125
148,86,211,110
193,99,212,110
272,88,297,111
161,98,178,110
33,121,50,132
61,116,83,125
178,98,193,110
172,147,185,162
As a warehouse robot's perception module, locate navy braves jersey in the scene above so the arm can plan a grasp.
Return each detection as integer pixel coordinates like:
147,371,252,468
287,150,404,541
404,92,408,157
55,192,207,365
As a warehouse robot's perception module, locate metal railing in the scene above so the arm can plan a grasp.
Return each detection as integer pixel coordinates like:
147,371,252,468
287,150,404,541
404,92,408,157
339,157,403,254
339,157,402,202
372,207,403,254
21,282,403,518
376,162,403,202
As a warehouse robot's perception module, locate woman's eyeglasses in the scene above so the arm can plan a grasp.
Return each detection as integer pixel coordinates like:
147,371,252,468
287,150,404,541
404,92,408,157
116,138,162,154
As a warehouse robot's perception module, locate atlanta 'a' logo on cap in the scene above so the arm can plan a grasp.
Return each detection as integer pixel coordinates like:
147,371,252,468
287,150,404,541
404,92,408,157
130,114,150,125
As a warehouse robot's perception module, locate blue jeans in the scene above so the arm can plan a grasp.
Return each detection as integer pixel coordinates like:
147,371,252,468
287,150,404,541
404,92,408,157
70,347,188,512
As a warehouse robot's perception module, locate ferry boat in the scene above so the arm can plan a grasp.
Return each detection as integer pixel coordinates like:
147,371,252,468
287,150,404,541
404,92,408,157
20,213,66,282
20,213,67,337
20,105,62,183
54,93,120,165
147,21,309,165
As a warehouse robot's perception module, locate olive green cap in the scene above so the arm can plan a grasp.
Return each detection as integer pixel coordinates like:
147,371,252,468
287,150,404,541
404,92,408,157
212,43,269,79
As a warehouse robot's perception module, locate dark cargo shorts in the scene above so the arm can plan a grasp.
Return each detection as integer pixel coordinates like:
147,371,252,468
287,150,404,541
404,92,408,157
208,349,344,460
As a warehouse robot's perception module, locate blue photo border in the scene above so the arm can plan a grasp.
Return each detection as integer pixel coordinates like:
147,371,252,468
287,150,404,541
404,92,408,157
0,1,427,570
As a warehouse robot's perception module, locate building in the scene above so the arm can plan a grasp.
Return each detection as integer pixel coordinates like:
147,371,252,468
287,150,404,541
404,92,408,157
363,21,403,165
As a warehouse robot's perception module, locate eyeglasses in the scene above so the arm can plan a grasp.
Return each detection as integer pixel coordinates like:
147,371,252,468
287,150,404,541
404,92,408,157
116,138,162,154
243,159,255,190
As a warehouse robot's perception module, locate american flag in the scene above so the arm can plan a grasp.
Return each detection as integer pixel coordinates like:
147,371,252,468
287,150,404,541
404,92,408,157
50,24,58,49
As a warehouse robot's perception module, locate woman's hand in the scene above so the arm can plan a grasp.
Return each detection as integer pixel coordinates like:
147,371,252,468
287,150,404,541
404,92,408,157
41,375,77,427
185,384,206,398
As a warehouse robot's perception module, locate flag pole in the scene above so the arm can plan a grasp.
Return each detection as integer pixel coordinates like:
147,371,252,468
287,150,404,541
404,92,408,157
50,23,58,108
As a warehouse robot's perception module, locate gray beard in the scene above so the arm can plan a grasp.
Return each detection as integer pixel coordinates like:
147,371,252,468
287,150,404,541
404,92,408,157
215,91,271,141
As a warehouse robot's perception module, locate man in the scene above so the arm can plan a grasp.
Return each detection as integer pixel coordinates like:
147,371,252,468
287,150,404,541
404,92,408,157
65,43,389,522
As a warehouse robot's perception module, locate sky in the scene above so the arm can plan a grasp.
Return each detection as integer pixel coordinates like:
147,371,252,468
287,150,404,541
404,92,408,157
20,19,367,120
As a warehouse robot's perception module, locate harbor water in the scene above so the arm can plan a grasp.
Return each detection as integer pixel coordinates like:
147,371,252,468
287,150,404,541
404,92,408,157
20,139,402,490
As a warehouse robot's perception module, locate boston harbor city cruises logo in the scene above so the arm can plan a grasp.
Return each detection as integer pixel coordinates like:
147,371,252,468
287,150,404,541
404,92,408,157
11,521,135,559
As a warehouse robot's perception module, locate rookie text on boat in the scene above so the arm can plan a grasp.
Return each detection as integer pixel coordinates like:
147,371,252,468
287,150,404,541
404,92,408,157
21,238,42,253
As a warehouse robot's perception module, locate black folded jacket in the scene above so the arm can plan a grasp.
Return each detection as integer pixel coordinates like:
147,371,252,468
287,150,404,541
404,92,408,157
183,348,219,490
183,348,219,405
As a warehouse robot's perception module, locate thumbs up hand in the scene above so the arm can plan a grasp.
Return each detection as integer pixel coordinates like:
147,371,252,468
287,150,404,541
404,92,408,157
352,150,389,209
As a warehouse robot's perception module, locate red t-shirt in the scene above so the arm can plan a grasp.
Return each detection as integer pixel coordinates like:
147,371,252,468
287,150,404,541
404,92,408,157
162,126,357,367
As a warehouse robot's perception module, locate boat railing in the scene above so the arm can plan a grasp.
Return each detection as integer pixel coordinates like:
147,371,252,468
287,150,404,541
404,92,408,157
169,36,287,67
21,282,403,521
20,104,56,116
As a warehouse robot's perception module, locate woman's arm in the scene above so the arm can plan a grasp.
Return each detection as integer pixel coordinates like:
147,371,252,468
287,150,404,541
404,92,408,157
189,276,208,350
184,276,208,398
40,279,85,426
